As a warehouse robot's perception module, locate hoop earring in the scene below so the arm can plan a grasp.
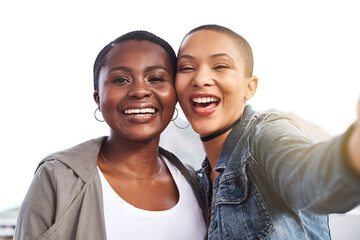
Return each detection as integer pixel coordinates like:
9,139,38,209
171,108,179,121
172,108,189,129
94,107,105,122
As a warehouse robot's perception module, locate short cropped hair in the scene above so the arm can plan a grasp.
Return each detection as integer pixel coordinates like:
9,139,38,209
181,24,254,78
93,31,176,90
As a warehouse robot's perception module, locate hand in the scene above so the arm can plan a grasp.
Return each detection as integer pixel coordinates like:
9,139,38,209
358,98,360,125
348,98,360,174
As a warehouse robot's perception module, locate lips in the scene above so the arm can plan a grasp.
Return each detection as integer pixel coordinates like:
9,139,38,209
189,94,220,116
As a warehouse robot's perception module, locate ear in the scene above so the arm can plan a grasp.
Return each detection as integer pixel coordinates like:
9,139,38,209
245,76,258,100
93,90,100,107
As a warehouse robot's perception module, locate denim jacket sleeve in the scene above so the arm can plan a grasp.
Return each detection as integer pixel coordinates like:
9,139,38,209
250,113,360,214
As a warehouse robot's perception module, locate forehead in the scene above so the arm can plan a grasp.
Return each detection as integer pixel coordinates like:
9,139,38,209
179,30,241,60
105,40,170,69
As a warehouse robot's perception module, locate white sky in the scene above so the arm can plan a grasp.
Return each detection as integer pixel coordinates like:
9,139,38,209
1,0,359,211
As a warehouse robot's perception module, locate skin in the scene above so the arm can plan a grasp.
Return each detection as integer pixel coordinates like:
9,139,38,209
176,29,360,184
348,98,360,173
176,30,257,183
93,40,178,211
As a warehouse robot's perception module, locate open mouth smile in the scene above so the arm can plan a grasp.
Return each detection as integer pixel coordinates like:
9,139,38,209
191,97,220,107
122,105,159,123
189,95,220,116
123,108,156,115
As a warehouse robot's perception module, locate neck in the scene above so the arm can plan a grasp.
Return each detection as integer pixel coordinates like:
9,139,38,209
200,117,241,142
200,116,241,167
102,134,161,171
202,129,232,170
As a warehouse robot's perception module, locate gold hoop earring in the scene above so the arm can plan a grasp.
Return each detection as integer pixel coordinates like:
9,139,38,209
172,108,189,129
94,107,105,122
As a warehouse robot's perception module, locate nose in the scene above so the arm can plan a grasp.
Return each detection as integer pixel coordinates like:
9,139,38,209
191,66,215,88
127,79,152,99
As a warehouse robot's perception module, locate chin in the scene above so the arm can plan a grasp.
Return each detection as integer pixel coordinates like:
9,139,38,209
191,123,216,137
187,115,214,132
120,127,163,142
126,134,159,142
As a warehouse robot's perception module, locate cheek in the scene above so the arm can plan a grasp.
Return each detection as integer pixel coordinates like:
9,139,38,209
158,90,177,125
175,85,189,109
99,89,127,121
157,86,177,108
221,78,246,99
100,88,122,105
175,75,187,96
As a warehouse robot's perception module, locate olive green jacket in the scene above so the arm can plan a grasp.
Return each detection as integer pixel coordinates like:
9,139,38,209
14,137,205,240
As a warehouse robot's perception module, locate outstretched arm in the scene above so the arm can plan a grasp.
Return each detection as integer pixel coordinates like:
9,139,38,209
348,98,360,174
252,107,360,213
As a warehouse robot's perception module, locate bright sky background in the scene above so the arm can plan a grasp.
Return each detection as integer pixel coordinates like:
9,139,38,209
1,0,359,212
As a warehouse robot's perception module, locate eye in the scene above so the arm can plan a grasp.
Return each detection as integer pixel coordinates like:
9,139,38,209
113,77,130,84
148,77,165,83
213,65,230,70
178,66,195,72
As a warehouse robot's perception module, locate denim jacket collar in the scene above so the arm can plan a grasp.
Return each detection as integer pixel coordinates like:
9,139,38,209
214,105,257,171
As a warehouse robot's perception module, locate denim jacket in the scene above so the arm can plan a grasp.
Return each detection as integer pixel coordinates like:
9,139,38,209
198,105,360,240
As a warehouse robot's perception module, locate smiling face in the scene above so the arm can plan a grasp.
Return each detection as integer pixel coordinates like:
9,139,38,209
94,40,176,141
176,30,257,137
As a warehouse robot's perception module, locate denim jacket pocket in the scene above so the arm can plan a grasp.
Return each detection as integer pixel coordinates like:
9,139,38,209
213,168,274,240
215,169,248,204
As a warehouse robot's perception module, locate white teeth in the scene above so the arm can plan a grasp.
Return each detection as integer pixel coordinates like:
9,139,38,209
192,97,219,103
124,108,155,115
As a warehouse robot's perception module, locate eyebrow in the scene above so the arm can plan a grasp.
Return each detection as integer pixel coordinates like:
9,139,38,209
145,66,170,74
178,53,235,63
177,54,196,61
108,66,131,74
210,53,236,63
107,66,170,75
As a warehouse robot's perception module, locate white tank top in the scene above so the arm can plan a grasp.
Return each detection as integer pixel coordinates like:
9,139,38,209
98,156,207,240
